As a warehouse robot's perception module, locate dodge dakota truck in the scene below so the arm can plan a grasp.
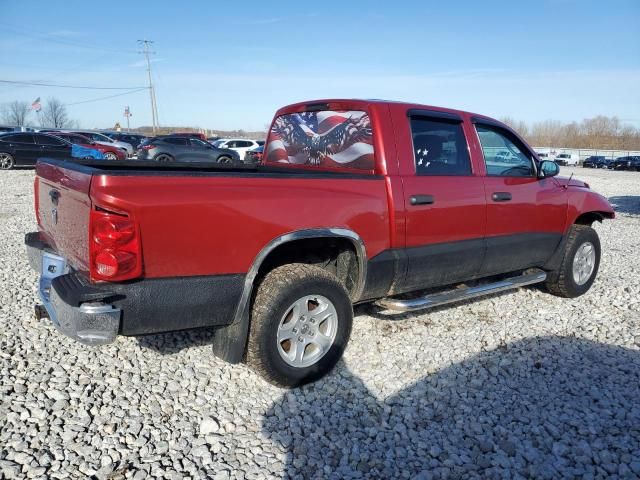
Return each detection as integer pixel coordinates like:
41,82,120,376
25,99,614,387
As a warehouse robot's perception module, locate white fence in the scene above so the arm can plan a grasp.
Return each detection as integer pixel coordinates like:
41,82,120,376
534,147,640,161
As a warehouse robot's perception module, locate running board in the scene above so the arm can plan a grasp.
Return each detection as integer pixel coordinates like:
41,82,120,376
376,270,547,313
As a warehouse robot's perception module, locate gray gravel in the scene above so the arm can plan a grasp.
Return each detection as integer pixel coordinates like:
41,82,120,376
1,166,639,479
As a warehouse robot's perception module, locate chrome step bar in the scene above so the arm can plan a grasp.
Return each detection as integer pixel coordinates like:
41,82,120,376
376,269,547,313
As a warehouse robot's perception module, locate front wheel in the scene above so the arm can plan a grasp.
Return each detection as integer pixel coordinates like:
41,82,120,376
0,153,15,170
246,264,353,388
545,225,601,298
217,155,232,164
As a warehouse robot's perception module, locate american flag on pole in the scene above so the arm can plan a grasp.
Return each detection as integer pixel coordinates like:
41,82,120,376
265,110,374,170
30,97,41,112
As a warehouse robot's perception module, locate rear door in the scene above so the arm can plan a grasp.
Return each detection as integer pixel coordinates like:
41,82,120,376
162,137,190,160
393,109,487,292
3,133,39,166
473,122,566,276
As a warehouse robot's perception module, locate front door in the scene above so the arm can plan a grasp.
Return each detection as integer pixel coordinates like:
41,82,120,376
398,114,487,293
474,123,567,276
35,134,71,160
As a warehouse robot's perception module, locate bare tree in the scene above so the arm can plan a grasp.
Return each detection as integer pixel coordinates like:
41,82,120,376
1,100,31,126
41,98,75,129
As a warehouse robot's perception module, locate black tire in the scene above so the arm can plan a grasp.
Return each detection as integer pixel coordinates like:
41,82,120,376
246,263,353,388
545,225,601,298
217,155,232,164
154,153,174,163
0,152,15,170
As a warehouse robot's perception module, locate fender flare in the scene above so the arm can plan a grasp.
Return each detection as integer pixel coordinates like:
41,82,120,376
211,228,367,364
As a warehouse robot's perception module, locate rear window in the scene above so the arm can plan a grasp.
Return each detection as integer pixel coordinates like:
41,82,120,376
265,110,374,170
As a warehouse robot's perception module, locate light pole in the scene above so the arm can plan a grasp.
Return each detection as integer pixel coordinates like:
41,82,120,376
138,39,158,134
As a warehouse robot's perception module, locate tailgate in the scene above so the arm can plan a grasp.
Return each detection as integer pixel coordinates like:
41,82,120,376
36,162,92,272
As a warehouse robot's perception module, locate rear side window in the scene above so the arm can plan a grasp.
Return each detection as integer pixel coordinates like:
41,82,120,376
163,137,188,145
3,133,35,144
265,110,374,170
476,126,535,177
410,117,471,176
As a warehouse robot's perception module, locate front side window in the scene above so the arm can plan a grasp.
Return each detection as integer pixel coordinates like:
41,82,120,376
476,126,535,177
265,110,374,170
190,138,209,148
36,134,65,146
410,117,471,175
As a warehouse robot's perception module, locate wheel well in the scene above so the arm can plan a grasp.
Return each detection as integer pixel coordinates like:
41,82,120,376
574,211,611,226
256,237,360,298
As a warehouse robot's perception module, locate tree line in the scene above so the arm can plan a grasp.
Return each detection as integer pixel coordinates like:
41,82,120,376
500,115,640,151
1,98,78,129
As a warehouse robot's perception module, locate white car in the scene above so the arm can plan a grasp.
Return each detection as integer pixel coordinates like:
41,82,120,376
212,138,261,161
554,153,580,166
72,131,134,157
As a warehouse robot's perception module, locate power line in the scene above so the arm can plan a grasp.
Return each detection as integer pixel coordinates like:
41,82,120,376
0,22,138,55
0,79,146,90
65,88,148,106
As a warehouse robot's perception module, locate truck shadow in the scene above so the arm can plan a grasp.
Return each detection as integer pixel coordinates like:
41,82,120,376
137,327,217,355
261,336,640,479
608,196,640,215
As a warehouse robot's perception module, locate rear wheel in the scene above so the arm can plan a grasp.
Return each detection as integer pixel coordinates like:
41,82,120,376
0,153,14,170
545,225,601,298
154,153,174,163
103,151,118,160
246,264,353,388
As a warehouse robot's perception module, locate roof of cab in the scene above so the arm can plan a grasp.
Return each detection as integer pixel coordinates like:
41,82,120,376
274,98,496,123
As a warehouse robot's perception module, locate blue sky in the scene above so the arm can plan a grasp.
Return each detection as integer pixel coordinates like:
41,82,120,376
1,0,639,130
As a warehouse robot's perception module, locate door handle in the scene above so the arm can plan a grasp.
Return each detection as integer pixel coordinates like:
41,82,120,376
492,192,512,202
410,194,435,205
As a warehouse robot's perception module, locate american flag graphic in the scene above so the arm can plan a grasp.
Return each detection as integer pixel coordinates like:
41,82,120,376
265,110,374,170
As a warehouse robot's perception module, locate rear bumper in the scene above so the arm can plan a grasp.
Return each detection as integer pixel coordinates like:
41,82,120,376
25,232,244,345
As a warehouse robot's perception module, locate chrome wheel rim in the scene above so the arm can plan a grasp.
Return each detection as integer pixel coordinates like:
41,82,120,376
572,241,596,285
217,156,231,164
156,155,171,162
104,152,117,160
0,153,13,169
276,295,338,368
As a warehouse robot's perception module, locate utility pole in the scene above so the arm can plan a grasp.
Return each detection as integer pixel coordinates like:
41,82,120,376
138,39,158,134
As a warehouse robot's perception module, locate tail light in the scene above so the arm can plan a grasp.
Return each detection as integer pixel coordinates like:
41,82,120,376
89,207,142,282
140,144,154,150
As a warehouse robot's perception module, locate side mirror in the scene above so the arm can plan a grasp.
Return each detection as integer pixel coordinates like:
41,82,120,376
539,160,559,178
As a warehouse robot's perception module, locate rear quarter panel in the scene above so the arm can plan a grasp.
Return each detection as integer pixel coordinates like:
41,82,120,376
89,173,390,278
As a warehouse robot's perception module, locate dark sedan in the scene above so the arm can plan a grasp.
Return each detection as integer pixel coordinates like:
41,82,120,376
611,156,640,171
0,132,71,170
583,156,610,169
137,136,240,163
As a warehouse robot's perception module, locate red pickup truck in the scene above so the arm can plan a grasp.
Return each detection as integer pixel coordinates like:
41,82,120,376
25,99,614,387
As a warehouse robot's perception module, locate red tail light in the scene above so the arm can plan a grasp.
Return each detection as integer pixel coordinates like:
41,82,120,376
90,208,141,281
140,144,154,150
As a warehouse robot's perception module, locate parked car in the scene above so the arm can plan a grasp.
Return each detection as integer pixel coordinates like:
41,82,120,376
0,132,72,169
25,98,614,388
611,156,640,171
244,145,264,164
52,133,126,160
583,156,610,169
0,126,16,133
213,138,261,159
70,131,134,157
170,132,208,141
137,135,240,163
554,153,580,166
102,132,148,150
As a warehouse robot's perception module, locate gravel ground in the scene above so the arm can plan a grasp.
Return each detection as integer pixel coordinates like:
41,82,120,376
1,167,639,479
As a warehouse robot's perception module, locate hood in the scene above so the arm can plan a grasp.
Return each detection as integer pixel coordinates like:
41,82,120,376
556,176,589,188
